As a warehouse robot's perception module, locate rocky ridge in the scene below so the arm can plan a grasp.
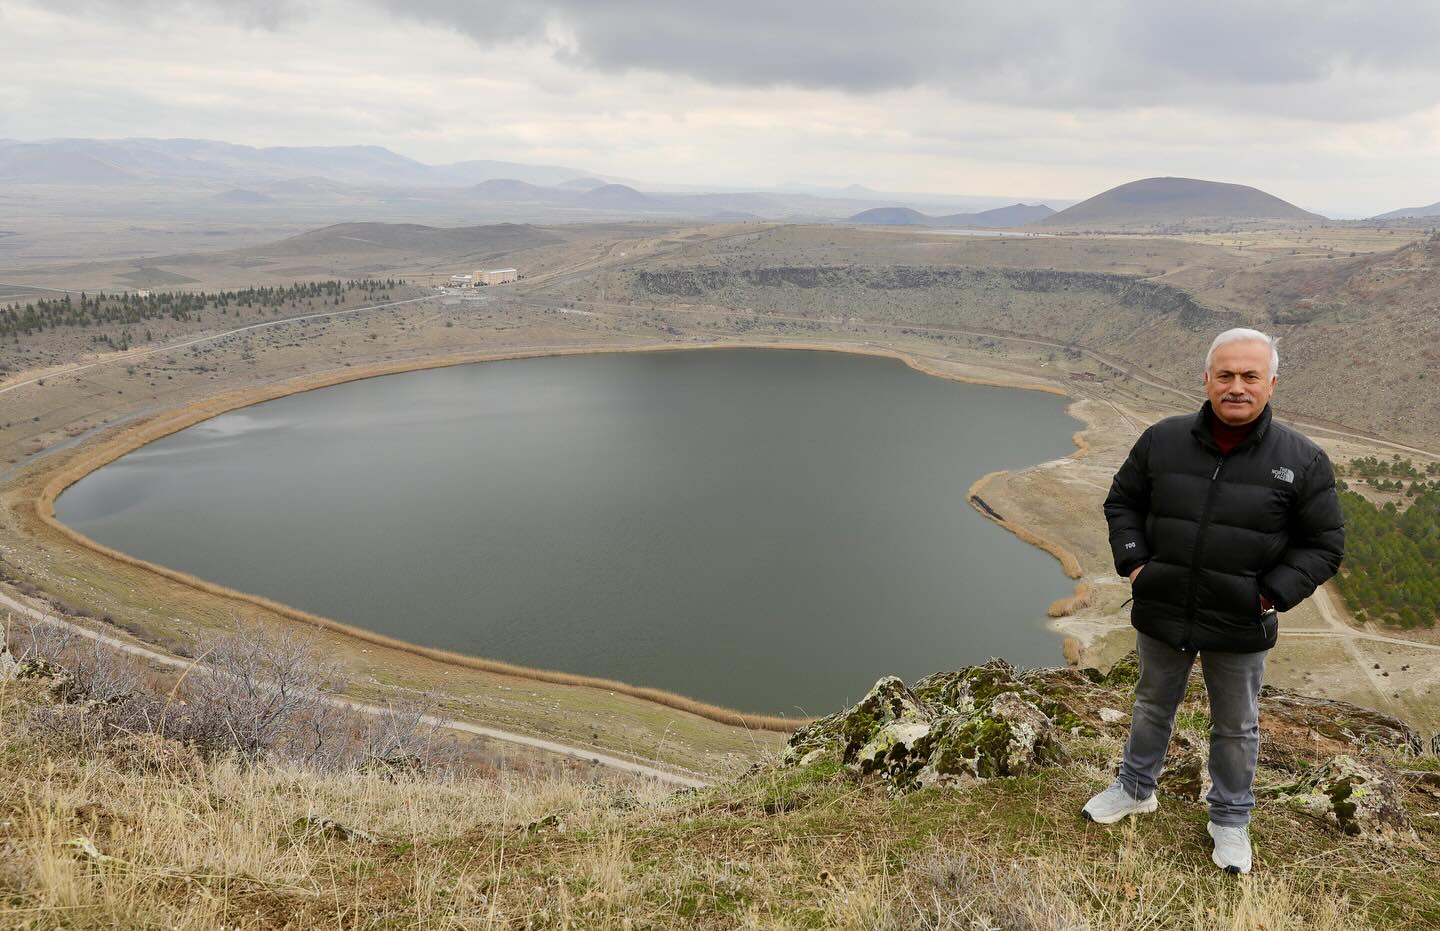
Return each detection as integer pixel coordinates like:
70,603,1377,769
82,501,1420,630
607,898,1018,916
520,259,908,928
635,264,1223,330
782,655,1435,846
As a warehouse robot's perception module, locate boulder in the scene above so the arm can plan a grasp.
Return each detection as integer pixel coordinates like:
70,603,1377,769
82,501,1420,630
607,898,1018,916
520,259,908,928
907,691,1064,789
782,662,1072,793
1276,754,1417,844
783,676,930,769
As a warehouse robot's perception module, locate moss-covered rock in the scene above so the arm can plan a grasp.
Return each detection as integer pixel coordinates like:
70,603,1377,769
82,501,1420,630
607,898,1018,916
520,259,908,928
15,656,79,701
782,676,930,769
914,659,1093,736
783,663,1073,793
1274,755,1417,844
1156,733,1209,802
908,691,1065,789
1099,651,1141,688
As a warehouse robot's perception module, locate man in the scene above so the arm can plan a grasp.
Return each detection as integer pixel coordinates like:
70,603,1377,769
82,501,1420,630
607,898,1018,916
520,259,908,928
1083,327,1345,874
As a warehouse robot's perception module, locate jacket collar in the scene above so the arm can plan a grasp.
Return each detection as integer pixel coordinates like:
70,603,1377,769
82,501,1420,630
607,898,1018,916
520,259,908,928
1190,400,1272,455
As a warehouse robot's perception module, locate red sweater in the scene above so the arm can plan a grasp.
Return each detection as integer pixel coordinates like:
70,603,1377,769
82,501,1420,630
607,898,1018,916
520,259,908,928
1211,415,1255,456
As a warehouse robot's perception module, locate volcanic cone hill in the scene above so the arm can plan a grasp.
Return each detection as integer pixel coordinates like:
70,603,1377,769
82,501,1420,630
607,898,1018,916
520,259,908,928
1040,177,1323,229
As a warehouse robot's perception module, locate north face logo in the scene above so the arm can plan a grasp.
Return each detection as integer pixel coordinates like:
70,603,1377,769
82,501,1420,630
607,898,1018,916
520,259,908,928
1272,466,1295,483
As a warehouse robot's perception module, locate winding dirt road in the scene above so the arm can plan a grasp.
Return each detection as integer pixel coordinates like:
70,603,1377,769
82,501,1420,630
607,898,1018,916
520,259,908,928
0,588,711,789
0,295,433,398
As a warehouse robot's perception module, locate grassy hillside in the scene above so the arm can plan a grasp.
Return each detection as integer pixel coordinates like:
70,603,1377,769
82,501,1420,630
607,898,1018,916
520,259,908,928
4,638,1438,929
573,225,1440,446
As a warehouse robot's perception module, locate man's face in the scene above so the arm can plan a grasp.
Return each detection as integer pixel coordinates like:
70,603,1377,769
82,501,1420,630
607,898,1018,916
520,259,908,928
1204,339,1276,426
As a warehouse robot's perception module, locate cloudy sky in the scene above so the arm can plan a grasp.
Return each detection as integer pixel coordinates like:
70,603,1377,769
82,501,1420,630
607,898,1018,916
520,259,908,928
3,0,1439,215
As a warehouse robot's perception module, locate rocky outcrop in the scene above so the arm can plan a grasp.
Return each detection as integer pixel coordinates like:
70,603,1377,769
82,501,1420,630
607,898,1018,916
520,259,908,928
782,660,1072,793
1275,755,1417,845
1258,688,1424,757
634,265,1220,328
780,653,1435,845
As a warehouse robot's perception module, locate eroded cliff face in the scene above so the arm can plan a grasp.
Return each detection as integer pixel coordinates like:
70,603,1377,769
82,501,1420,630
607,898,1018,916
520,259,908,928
635,265,1220,330
780,654,1432,845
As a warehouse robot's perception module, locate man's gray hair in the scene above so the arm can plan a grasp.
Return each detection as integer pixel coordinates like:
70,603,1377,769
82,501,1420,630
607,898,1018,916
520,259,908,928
1205,327,1279,378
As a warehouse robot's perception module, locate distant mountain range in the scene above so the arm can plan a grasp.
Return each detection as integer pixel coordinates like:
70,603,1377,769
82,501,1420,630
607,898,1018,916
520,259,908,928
0,138,1037,224
848,203,1056,228
1371,200,1440,220
248,222,563,259
1039,177,1323,228
11,138,1407,233
0,138,599,188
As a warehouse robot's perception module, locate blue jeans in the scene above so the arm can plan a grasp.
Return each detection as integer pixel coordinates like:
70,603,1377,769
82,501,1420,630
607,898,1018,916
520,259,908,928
1118,632,1267,826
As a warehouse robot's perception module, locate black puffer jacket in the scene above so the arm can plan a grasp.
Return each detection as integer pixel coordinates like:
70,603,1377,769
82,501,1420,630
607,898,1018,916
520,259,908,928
1104,402,1345,653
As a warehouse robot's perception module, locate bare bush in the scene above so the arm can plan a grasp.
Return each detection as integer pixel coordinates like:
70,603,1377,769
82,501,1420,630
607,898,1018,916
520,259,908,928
357,697,453,776
67,637,143,704
12,614,458,774
178,626,348,763
26,684,170,754
11,613,77,664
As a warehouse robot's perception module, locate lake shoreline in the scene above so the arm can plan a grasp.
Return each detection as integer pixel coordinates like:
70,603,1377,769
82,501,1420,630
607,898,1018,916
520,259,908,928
30,337,1091,726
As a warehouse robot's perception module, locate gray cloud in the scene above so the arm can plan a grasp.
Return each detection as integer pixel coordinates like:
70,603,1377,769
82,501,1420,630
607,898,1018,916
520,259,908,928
27,0,1440,119
39,0,308,29
373,0,1440,119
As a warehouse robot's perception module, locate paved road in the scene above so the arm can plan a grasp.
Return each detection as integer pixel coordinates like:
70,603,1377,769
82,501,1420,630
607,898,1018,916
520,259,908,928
0,589,711,789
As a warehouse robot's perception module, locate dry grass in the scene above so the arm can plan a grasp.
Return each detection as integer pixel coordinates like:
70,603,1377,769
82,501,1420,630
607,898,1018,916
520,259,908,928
4,671,1434,930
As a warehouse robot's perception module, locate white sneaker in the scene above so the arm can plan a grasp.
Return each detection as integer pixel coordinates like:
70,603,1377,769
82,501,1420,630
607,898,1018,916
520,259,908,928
1208,821,1253,874
1082,780,1159,824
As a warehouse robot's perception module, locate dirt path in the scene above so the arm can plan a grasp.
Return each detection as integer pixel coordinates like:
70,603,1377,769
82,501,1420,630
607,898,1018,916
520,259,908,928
0,589,711,789
1307,582,1412,718
0,296,433,397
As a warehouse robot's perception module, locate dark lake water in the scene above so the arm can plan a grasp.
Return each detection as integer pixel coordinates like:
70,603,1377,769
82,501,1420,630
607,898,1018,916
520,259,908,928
56,349,1082,716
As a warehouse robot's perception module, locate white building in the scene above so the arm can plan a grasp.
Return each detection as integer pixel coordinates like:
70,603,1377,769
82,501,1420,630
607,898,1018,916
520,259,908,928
474,268,518,286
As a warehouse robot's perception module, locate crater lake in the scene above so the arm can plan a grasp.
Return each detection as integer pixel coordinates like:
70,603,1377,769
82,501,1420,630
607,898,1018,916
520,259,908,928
56,349,1084,716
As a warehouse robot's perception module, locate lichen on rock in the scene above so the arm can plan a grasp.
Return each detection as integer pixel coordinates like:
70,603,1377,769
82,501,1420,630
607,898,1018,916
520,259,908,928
782,675,931,770
1274,754,1417,844
782,661,1072,794
914,659,1093,735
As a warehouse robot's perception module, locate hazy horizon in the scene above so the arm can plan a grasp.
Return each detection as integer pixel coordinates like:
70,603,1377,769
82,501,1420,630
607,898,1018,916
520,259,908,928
4,1,1440,217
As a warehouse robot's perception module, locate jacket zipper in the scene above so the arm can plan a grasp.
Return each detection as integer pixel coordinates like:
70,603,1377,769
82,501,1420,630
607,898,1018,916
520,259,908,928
1183,456,1226,650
